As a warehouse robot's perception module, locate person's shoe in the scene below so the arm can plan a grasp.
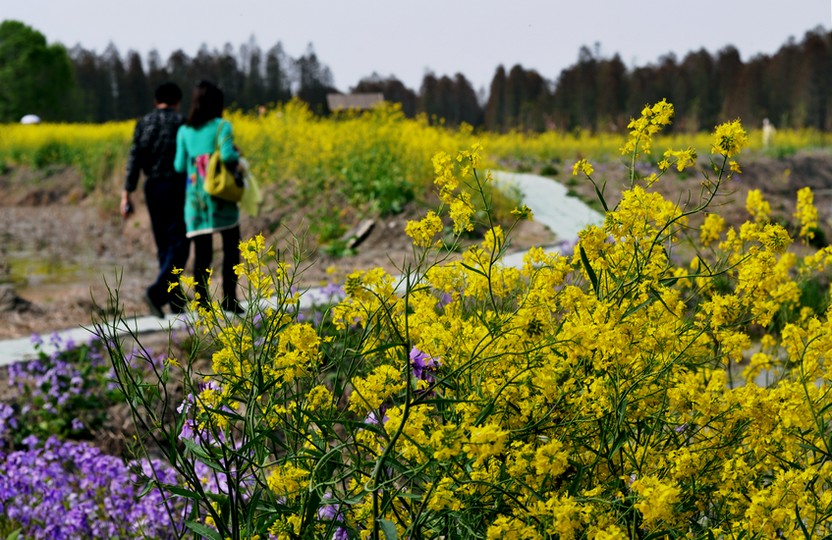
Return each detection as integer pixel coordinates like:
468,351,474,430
143,291,165,318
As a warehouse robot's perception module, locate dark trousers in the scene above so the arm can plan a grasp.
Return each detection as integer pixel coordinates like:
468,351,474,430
192,225,240,308
144,177,190,309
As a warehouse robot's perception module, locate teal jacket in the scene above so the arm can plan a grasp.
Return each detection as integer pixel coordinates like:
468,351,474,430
174,118,241,237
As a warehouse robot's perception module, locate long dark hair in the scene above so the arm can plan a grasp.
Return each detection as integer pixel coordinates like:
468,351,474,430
186,80,224,127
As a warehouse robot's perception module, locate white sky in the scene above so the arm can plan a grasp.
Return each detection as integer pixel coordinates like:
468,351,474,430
5,0,831,92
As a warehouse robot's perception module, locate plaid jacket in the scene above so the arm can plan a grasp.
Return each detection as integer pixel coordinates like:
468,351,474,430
124,108,185,192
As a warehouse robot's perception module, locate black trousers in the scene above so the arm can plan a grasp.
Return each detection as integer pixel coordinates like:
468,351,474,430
192,225,240,308
144,177,189,309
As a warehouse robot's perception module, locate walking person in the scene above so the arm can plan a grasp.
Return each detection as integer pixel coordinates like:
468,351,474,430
121,82,190,317
174,80,244,314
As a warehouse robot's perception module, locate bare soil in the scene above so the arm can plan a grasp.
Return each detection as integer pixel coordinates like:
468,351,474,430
0,166,555,340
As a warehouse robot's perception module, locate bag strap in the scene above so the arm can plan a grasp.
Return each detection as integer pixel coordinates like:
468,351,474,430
213,119,231,153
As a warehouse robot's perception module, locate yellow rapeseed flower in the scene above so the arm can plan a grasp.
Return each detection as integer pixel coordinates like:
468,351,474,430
631,476,680,526
572,158,594,176
794,186,818,241
711,119,749,157
405,211,443,248
662,147,697,172
700,213,726,247
745,189,771,223
621,99,674,157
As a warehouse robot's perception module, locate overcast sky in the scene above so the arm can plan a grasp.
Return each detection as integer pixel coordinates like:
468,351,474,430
5,0,831,92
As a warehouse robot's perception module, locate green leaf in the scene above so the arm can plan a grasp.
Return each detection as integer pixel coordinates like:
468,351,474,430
593,181,609,212
378,519,398,540
795,502,811,538
185,521,223,540
180,437,212,460
460,262,488,278
181,438,224,472
621,296,652,320
6,529,21,540
165,485,201,500
579,245,599,296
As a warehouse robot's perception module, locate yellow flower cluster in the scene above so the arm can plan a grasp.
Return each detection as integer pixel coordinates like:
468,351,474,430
405,211,443,248
631,476,681,526
319,125,832,536
745,188,772,223
620,98,674,157
659,146,697,172
794,186,819,241
711,118,750,157
700,212,726,247
571,158,594,176
349,365,406,414
118,104,832,539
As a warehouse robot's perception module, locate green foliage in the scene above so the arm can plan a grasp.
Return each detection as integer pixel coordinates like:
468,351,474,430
799,274,830,316
31,141,74,169
336,139,414,215
768,274,830,336
0,20,75,122
0,526,21,540
320,238,356,258
808,225,828,249
4,334,122,445
76,142,122,192
767,144,799,159
538,162,559,176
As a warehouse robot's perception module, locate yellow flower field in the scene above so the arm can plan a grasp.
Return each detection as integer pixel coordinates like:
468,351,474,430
2,99,827,201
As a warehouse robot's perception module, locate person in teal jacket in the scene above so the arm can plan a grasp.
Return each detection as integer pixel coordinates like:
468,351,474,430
174,80,243,313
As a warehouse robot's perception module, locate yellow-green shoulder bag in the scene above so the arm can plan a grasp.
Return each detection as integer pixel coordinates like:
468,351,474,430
203,121,244,202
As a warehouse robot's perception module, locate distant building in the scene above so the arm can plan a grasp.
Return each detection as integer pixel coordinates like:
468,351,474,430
20,114,41,124
326,93,384,112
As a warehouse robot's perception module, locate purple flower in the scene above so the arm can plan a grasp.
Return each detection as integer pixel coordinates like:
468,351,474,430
22,435,38,449
409,347,440,382
322,281,344,299
317,494,349,540
179,419,196,442
177,394,195,415
318,502,341,520
557,238,577,255
364,409,388,426
0,404,17,443
11,333,117,441
0,437,187,539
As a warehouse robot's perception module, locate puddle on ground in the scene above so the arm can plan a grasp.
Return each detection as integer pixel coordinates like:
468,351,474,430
2,251,122,301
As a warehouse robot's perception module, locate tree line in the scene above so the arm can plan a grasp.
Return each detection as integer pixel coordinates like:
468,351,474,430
2,19,830,132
